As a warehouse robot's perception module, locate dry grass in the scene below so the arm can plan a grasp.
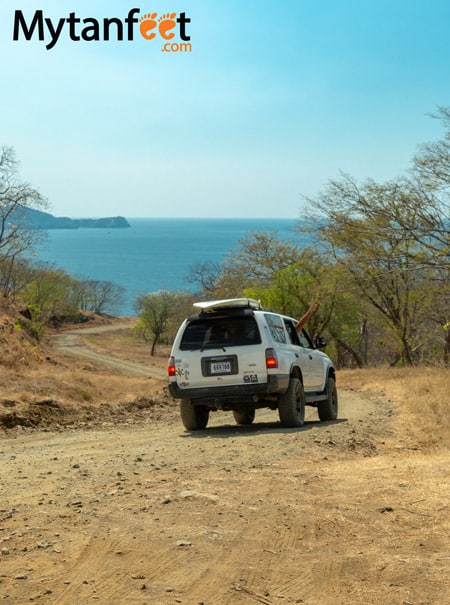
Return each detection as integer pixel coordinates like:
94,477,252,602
0,311,43,367
338,366,450,448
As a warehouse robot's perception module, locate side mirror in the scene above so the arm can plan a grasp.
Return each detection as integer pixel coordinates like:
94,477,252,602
315,336,327,349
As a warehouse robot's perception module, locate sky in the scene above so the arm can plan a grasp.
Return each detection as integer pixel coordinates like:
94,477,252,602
1,0,450,218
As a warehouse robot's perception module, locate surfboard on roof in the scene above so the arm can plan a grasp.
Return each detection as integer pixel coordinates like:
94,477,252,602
193,298,262,312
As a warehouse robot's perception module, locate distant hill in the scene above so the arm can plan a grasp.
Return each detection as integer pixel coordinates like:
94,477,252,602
18,208,131,229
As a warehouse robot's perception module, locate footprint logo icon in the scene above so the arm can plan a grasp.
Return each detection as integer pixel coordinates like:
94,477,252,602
139,13,157,40
158,13,177,40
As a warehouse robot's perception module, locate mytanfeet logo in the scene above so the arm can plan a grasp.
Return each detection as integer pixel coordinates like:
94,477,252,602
12,8,192,52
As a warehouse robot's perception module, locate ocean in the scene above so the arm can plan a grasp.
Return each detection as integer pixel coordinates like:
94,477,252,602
33,218,298,315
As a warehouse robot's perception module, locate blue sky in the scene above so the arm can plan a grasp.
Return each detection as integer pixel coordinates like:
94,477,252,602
1,0,450,218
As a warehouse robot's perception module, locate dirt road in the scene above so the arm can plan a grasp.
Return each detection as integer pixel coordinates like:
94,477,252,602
51,323,166,379
1,328,449,604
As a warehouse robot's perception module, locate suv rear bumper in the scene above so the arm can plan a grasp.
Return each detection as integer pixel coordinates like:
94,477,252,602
168,374,289,405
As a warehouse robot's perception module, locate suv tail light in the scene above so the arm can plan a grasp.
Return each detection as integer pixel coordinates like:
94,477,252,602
168,356,176,377
265,348,278,369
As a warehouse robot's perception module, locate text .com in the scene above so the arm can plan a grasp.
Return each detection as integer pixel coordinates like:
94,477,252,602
12,8,192,52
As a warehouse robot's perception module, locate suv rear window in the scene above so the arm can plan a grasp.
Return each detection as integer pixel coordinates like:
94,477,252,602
264,313,287,344
180,316,261,351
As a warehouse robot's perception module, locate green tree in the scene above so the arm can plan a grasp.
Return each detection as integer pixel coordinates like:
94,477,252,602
242,245,368,367
21,264,80,319
16,264,84,337
208,231,302,300
134,290,193,355
303,174,444,365
193,229,365,366
0,255,33,299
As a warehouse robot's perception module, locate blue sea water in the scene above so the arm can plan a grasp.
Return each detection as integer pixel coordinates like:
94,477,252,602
33,218,298,315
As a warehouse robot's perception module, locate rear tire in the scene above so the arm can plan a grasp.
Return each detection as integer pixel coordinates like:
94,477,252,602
318,376,338,421
278,377,305,428
233,408,255,425
180,399,209,430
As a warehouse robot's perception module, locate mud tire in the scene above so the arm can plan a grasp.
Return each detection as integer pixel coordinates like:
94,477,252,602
232,409,255,425
318,376,338,421
278,377,305,428
180,399,209,430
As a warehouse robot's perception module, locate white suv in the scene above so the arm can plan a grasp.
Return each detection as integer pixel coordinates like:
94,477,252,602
168,298,338,430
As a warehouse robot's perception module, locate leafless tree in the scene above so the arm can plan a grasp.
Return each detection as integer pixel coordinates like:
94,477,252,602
0,146,47,296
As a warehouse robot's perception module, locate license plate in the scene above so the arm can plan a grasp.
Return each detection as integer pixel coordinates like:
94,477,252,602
210,360,232,374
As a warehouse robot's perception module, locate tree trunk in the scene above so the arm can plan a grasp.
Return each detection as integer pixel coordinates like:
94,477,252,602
335,338,364,368
444,328,450,366
401,336,415,366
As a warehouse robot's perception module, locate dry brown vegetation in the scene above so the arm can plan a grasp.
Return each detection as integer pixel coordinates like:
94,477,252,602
339,367,450,449
0,305,173,431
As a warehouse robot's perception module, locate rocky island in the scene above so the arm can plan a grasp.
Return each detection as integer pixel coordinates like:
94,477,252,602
21,208,131,229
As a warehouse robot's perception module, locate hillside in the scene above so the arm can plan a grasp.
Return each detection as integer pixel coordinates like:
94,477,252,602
0,300,169,431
